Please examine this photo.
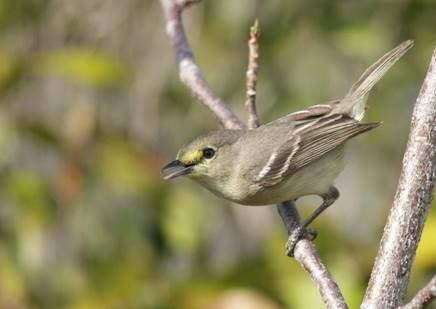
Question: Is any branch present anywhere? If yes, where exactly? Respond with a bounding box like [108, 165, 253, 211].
[243, 24, 346, 307]
[245, 20, 260, 129]
[159, 0, 245, 130]
[277, 202, 348, 309]
[400, 276, 436, 309]
[362, 47, 436, 309]
[159, 2, 347, 307]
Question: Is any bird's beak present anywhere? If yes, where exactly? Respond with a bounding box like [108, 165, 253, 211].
[161, 160, 193, 180]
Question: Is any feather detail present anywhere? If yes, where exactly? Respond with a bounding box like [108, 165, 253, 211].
[254, 134, 301, 184]
[336, 40, 413, 120]
[280, 101, 336, 122]
[254, 114, 380, 187]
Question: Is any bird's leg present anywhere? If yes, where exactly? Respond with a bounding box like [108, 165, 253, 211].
[283, 186, 339, 256]
[302, 186, 339, 229]
[277, 201, 312, 257]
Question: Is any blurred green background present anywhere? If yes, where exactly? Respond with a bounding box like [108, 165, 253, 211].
[0, 0, 435, 308]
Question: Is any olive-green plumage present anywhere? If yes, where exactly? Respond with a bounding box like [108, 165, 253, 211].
[162, 40, 413, 208]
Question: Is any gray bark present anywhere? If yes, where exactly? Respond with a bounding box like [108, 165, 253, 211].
[361, 47, 436, 309]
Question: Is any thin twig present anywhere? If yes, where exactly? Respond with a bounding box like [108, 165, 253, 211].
[277, 202, 348, 309]
[362, 47, 436, 309]
[159, 1, 347, 307]
[400, 276, 436, 309]
[159, 0, 244, 130]
[245, 19, 260, 129]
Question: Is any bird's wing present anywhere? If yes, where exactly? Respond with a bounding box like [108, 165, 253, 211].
[269, 100, 339, 125]
[253, 114, 379, 187]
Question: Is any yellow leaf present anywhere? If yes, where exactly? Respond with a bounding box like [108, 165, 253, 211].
[32, 48, 129, 87]
[415, 208, 436, 268]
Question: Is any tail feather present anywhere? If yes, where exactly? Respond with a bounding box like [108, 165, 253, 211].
[336, 40, 414, 120]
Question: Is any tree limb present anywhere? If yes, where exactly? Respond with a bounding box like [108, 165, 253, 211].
[277, 202, 348, 309]
[243, 19, 346, 307]
[159, 0, 244, 130]
[361, 47, 436, 309]
[400, 276, 436, 309]
[245, 20, 260, 129]
[159, 1, 347, 307]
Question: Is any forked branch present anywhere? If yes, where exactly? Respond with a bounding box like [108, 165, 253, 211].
[159, 1, 346, 307]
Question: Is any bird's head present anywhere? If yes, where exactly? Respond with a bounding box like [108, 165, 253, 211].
[161, 130, 242, 181]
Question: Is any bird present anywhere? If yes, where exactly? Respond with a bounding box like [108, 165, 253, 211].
[161, 40, 413, 251]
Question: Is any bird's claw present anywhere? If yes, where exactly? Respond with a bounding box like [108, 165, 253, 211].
[285, 227, 318, 257]
[306, 228, 317, 241]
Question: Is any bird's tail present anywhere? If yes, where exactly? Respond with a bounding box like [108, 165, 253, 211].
[335, 40, 414, 120]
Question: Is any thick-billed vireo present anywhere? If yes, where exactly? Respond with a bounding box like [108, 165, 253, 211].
[162, 40, 413, 246]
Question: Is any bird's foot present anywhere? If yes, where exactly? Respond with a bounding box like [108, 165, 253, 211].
[285, 227, 317, 257]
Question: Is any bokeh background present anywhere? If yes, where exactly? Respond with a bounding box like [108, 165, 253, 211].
[0, 0, 435, 308]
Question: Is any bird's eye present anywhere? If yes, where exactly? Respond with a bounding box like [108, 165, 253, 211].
[203, 148, 215, 159]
